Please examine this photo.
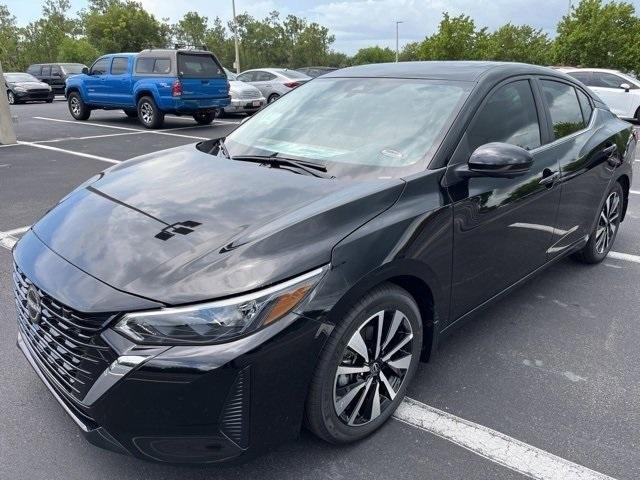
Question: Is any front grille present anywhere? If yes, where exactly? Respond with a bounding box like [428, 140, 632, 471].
[14, 265, 118, 404]
[29, 89, 50, 94]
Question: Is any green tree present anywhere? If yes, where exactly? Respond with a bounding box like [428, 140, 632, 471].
[554, 0, 640, 71]
[57, 37, 100, 65]
[418, 13, 489, 60]
[83, 0, 171, 53]
[350, 46, 395, 65]
[204, 16, 234, 66]
[486, 24, 552, 64]
[173, 11, 208, 47]
[399, 41, 420, 61]
[0, 4, 20, 70]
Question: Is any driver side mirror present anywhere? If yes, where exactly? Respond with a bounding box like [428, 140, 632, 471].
[82, 67, 89, 75]
[456, 142, 533, 179]
[620, 83, 631, 92]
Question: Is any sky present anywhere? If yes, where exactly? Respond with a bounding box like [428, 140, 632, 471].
[5, 0, 640, 54]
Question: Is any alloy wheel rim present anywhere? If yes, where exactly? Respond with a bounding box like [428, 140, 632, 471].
[70, 97, 80, 115]
[8, 91, 14, 104]
[140, 102, 153, 124]
[595, 191, 620, 254]
[333, 309, 414, 427]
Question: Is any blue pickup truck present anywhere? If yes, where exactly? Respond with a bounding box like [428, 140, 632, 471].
[65, 49, 230, 128]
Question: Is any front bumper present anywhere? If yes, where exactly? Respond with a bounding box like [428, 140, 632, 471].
[15, 90, 54, 102]
[16, 290, 328, 464]
[224, 97, 266, 113]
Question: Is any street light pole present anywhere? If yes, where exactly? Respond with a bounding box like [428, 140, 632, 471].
[232, 0, 240, 73]
[395, 21, 404, 62]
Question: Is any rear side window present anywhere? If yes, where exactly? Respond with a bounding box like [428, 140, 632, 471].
[591, 72, 635, 89]
[467, 80, 541, 151]
[541, 80, 585, 140]
[41, 65, 51, 76]
[576, 90, 593, 124]
[111, 57, 128, 75]
[255, 71, 276, 81]
[135, 57, 171, 74]
[27, 65, 41, 75]
[567, 72, 592, 85]
[177, 54, 223, 78]
[91, 58, 109, 75]
[51, 65, 60, 76]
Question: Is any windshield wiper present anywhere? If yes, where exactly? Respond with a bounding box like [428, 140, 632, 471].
[231, 154, 334, 179]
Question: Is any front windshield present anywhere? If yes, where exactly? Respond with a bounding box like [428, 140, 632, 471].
[225, 77, 471, 179]
[60, 64, 85, 74]
[4, 73, 37, 83]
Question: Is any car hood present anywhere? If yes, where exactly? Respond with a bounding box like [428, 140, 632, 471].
[32, 144, 404, 306]
[13, 81, 50, 90]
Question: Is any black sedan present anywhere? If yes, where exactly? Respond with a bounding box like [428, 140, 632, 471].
[4, 72, 54, 104]
[13, 61, 634, 464]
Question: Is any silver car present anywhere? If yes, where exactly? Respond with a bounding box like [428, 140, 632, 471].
[223, 68, 266, 115]
[236, 68, 311, 103]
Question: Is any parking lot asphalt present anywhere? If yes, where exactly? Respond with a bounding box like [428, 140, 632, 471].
[1, 98, 639, 480]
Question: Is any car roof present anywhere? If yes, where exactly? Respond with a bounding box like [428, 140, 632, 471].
[323, 61, 566, 82]
[556, 67, 623, 74]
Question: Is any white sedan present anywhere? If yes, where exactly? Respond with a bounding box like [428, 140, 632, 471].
[559, 67, 640, 121]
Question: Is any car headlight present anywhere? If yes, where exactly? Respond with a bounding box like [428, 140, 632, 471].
[114, 266, 327, 345]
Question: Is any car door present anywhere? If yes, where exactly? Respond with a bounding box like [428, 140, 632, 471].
[40, 65, 52, 87]
[106, 56, 132, 106]
[537, 78, 623, 255]
[49, 65, 65, 93]
[446, 78, 562, 320]
[84, 57, 109, 104]
[588, 72, 637, 118]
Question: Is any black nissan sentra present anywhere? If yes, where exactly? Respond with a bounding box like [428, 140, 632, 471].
[13, 62, 635, 463]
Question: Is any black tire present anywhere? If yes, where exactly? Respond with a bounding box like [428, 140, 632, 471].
[67, 91, 91, 120]
[46, 98, 54, 103]
[268, 93, 280, 103]
[193, 110, 216, 125]
[137, 95, 164, 129]
[573, 181, 624, 264]
[124, 109, 138, 118]
[7, 90, 15, 105]
[305, 283, 422, 444]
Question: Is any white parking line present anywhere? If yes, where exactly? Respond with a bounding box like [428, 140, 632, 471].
[608, 251, 640, 263]
[17, 141, 121, 164]
[631, 190, 640, 195]
[33, 117, 209, 141]
[33, 131, 145, 144]
[395, 397, 615, 480]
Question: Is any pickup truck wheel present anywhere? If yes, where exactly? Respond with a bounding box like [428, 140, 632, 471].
[123, 109, 138, 118]
[137, 96, 164, 129]
[68, 92, 91, 120]
[193, 110, 216, 125]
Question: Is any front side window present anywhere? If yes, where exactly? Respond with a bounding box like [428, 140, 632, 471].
[41, 65, 51, 76]
[467, 80, 541, 151]
[591, 72, 631, 89]
[91, 58, 109, 75]
[27, 65, 41, 75]
[51, 65, 60, 76]
[225, 77, 471, 179]
[567, 71, 592, 85]
[541, 80, 585, 140]
[237, 72, 254, 82]
[111, 57, 128, 75]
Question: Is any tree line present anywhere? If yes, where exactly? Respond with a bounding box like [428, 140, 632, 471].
[1, 0, 639, 74]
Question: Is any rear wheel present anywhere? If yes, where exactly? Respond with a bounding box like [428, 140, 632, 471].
[68, 92, 91, 120]
[7, 91, 15, 104]
[193, 110, 216, 125]
[305, 283, 422, 444]
[268, 93, 280, 103]
[124, 109, 138, 118]
[573, 182, 624, 264]
[137, 96, 164, 129]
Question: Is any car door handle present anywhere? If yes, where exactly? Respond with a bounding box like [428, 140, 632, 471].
[539, 169, 560, 186]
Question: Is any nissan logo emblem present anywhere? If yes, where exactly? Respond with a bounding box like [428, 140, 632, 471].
[26, 287, 42, 324]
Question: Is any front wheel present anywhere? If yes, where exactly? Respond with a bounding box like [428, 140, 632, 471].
[7, 91, 16, 105]
[137, 96, 164, 129]
[67, 92, 91, 120]
[305, 283, 422, 444]
[193, 110, 216, 125]
[573, 182, 624, 264]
